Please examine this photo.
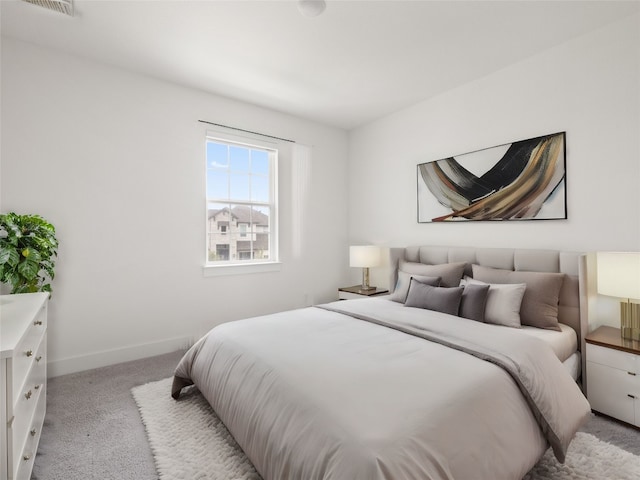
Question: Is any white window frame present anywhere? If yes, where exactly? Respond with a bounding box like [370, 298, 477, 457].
[203, 129, 280, 276]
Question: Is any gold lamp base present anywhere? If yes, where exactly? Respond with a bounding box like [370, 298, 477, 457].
[360, 267, 376, 291]
[620, 301, 640, 341]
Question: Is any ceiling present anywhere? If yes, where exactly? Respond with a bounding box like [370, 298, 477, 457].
[2, 0, 639, 130]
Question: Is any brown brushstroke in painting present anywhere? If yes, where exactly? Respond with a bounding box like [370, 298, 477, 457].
[420, 162, 473, 212]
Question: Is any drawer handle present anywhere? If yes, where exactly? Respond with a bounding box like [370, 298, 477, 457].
[23, 454, 30, 462]
[628, 372, 637, 376]
[30, 428, 37, 436]
[25, 350, 33, 357]
[628, 394, 637, 399]
[36, 356, 42, 363]
[24, 390, 32, 400]
[34, 320, 43, 326]
[34, 384, 40, 390]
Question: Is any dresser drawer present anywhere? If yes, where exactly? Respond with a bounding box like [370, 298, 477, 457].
[10, 386, 46, 476]
[13, 390, 46, 480]
[9, 335, 46, 472]
[11, 305, 47, 402]
[586, 343, 637, 373]
[13, 445, 36, 480]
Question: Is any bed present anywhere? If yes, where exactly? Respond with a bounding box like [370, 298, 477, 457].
[172, 246, 591, 480]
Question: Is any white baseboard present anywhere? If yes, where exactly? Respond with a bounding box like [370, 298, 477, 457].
[47, 336, 194, 378]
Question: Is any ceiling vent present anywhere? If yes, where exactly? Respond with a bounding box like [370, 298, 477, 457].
[22, 0, 74, 16]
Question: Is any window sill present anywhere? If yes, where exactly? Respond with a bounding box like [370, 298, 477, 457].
[202, 261, 282, 277]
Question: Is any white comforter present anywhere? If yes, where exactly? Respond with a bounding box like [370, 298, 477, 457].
[173, 298, 590, 480]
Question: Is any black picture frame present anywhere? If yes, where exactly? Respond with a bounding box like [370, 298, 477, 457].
[417, 132, 567, 223]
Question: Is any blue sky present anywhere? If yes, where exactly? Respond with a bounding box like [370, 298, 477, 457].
[206, 141, 270, 203]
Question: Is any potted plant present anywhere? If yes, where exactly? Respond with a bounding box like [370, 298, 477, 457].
[0, 213, 59, 294]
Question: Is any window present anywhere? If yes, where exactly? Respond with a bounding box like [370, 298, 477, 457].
[216, 244, 229, 261]
[206, 133, 278, 267]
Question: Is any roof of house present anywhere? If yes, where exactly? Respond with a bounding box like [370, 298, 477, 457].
[208, 206, 269, 226]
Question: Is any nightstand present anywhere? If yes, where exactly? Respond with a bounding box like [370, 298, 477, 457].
[585, 326, 640, 428]
[338, 285, 389, 300]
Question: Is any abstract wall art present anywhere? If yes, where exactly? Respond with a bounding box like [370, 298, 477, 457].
[417, 132, 566, 222]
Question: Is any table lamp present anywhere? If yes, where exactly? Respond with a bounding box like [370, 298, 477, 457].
[596, 252, 640, 340]
[350, 245, 381, 291]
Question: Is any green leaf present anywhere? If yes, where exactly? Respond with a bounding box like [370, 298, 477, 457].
[17, 259, 39, 280]
[26, 249, 42, 264]
[5, 271, 19, 286]
[0, 246, 20, 267]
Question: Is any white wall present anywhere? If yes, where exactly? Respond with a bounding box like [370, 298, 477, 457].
[3, 12, 638, 374]
[349, 13, 639, 254]
[1, 38, 350, 376]
[348, 13, 640, 326]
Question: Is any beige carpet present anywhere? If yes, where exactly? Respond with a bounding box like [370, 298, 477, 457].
[133, 377, 640, 480]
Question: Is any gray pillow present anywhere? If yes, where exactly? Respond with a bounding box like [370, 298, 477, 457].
[398, 260, 467, 287]
[391, 272, 441, 303]
[404, 280, 464, 316]
[472, 264, 564, 331]
[459, 283, 490, 322]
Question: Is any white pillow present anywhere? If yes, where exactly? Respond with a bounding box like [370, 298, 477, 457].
[464, 277, 526, 328]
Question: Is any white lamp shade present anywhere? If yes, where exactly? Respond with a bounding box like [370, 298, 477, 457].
[350, 246, 381, 268]
[597, 252, 640, 300]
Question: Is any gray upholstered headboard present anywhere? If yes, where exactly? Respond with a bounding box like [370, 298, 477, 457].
[388, 246, 588, 359]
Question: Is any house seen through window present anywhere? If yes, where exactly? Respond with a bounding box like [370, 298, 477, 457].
[206, 134, 277, 265]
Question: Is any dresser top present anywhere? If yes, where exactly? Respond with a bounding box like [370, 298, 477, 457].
[0, 292, 49, 357]
[585, 325, 640, 355]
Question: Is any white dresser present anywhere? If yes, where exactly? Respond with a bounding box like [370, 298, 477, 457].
[1, 293, 49, 480]
[586, 325, 640, 427]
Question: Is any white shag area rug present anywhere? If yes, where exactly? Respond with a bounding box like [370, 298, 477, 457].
[132, 377, 640, 480]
